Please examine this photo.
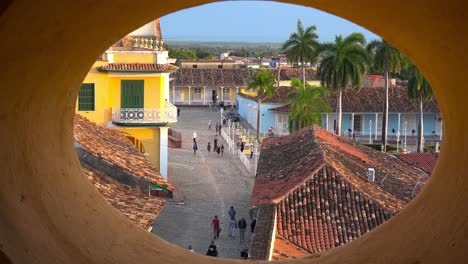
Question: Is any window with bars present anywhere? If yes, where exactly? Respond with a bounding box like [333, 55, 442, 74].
[193, 88, 202, 101]
[223, 88, 230, 100]
[78, 83, 95, 111]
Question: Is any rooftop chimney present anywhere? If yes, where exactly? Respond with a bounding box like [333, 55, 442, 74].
[367, 168, 375, 182]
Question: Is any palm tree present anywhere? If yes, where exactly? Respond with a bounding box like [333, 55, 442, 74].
[287, 78, 331, 131]
[282, 19, 320, 85]
[247, 70, 276, 142]
[407, 63, 433, 152]
[318, 33, 370, 136]
[367, 39, 405, 151]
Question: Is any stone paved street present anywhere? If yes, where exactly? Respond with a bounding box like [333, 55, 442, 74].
[152, 107, 255, 259]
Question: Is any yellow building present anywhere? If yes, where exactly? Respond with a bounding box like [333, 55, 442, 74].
[76, 20, 177, 179]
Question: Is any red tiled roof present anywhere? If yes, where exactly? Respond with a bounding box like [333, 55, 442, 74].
[84, 167, 165, 230]
[326, 86, 439, 113]
[250, 125, 430, 258]
[241, 86, 294, 103]
[98, 63, 178, 72]
[266, 86, 440, 113]
[396, 152, 439, 173]
[252, 126, 428, 210]
[74, 114, 173, 191]
[275, 166, 393, 254]
[272, 235, 310, 260]
[169, 68, 318, 87]
[250, 126, 326, 206]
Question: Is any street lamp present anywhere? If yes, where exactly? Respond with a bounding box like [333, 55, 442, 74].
[396, 131, 400, 152]
[227, 119, 231, 149]
[220, 107, 224, 128]
[403, 121, 408, 152]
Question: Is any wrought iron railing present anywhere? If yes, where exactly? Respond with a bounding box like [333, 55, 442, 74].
[112, 103, 177, 125]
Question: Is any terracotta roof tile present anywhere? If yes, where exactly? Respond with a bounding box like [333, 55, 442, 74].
[169, 68, 317, 87]
[396, 152, 439, 173]
[74, 114, 173, 191]
[98, 63, 178, 72]
[84, 167, 165, 230]
[250, 125, 430, 258]
[272, 234, 309, 260]
[267, 86, 439, 113]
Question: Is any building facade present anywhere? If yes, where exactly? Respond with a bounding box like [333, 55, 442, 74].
[75, 20, 177, 178]
[237, 85, 441, 145]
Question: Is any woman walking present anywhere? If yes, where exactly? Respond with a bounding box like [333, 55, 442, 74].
[193, 142, 198, 155]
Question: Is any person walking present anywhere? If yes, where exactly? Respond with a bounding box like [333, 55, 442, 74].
[193, 142, 198, 156]
[193, 131, 197, 143]
[250, 218, 256, 234]
[207, 142, 212, 152]
[220, 143, 225, 156]
[218, 123, 222, 135]
[240, 142, 245, 153]
[214, 135, 218, 152]
[238, 217, 247, 242]
[211, 215, 220, 240]
[228, 206, 236, 220]
[177, 108, 180, 117]
[215, 122, 219, 133]
[250, 143, 254, 159]
[206, 241, 218, 257]
[216, 145, 221, 157]
[208, 120, 212, 130]
[228, 218, 237, 239]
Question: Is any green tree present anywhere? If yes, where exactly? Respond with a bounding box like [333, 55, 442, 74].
[318, 33, 370, 136]
[169, 47, 196, 60]
[282, 19, 320, 85]
[367, 39, 406, 151]
[287, 78, 331, 131]
[407, 63, 433, 152]
[247, 70, 276, 142]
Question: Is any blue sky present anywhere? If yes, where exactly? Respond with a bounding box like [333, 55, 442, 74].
[161, 1, 379, 43]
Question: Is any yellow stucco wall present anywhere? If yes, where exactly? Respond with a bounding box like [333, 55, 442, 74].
[112, 52, 156, 63]
[1, 1, 467, 264]
[119, 127, 161, 168]
[76, 61, 111, 124]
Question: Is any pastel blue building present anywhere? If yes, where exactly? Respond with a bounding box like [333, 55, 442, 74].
[238, 86, 442, 143]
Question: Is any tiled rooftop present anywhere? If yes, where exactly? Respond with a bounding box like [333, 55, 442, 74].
[396, 152, 439, 174]
[74, 114, 172, 191]
[269, 86, 440, 113]
[250, 125, 429, 259]
[98, 63, 178, 73]
[272, 235, 309, 260]
[84, 167, 165, 230]
[241, 86, 294, 103]
[169, 68, 317, 87]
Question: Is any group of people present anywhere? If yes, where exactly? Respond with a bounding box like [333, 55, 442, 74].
[208, 135, 225, 157]
[192, 125, 225, 157]
[207, 206, 257, 258]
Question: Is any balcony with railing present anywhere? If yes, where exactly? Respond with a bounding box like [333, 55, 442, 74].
[111, 102, 177, 126]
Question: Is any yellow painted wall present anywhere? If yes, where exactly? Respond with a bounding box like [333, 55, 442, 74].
[76, 61, 111, 125]
[112, 53, 156, 63]
[119, 128, 161, 169]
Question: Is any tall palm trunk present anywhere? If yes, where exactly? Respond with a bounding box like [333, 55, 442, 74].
[301, 57, 306, 85]
[256, 98, 261, 143]
[277, 66, 281, 88]
[382, 61, 389, 151]
[336, 89, 342, 136]
[417, 93, 424, 152]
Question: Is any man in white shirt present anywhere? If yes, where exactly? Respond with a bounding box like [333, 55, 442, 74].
[193, 131, 197, 143]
